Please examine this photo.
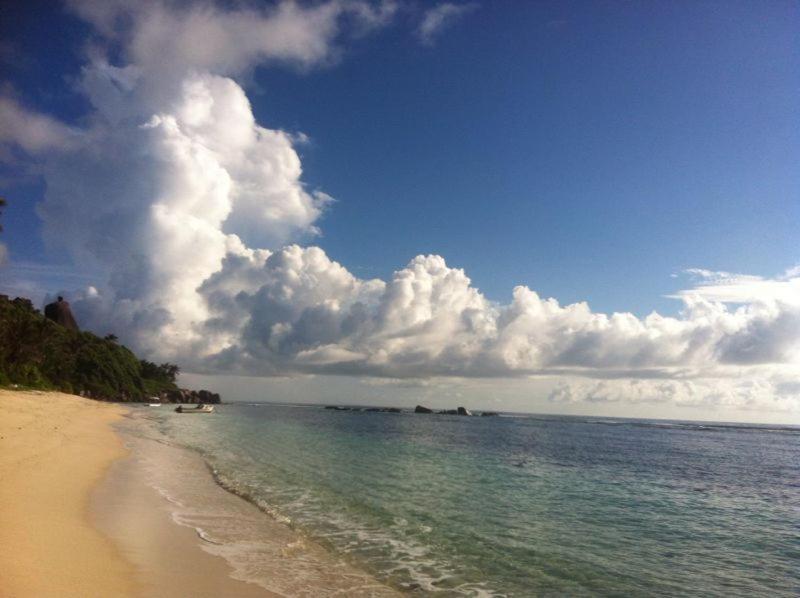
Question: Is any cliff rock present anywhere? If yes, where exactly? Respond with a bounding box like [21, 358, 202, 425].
[44, 297, 79, 331]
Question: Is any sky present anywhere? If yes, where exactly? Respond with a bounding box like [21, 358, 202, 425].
[0, 0, 798, 423]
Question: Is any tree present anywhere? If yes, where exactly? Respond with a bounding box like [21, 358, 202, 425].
[160, 362, 180, 382]
[139, 360, 180, 383]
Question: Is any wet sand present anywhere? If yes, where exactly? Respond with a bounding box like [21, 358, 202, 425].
[91, 448, 275, 597]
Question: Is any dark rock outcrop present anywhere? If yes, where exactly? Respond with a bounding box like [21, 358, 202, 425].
[436, 406, 473, 415]
[414, 405, 434, 414]
[44, 296, 79, 331]
[325, 405, 402, 413]
[480, 411, 499, 417]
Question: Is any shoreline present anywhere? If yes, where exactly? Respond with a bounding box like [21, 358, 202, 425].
[0, 391, 275, 597]
[0, 390, 395, 597]
[110, 407, 400, 596]
[90, 441, 275, 597]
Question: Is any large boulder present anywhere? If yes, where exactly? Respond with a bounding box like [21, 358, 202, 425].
[414, 404, 434, 414]
[44, 296, 79, 331]
[457, 406, 472, 416]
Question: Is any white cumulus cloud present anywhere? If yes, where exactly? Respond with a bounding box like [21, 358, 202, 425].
[185, 250, 800, 382]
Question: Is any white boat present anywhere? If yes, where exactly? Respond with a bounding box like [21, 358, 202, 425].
[175, 404, 215, 414]
[148, 403, 162, 407]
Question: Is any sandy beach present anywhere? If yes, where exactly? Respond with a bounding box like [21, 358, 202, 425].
[0, 390, 273, 598]
[0, 390, 135, 597]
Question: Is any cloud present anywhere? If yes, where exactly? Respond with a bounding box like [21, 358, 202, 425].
[0, 95, 77, 154]
[68, 0, 397, 77]
[27, 0, 394, 355]
[181, 249, 800, 383]
[548, 369, 800, 414]
[416, 2, 477, 45]
[673, 267, 800, 305]
[0, 260, 101, 307]
[2, 0, 799, 414]
[37, 68, 333, 356]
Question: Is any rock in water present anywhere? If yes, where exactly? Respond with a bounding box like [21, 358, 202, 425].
[44, 296, 79, 331]
[414, 405, 434, 414]
[457, 406, 472, 416]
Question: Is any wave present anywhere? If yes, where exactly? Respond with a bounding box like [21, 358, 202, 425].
[208, 462, 504, 596]
[127, 409, 501, 596]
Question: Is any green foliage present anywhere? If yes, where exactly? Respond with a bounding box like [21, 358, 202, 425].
[0, 296, 178, 401]
[139, 360, 180, 395]
[139, 360, 179, 383]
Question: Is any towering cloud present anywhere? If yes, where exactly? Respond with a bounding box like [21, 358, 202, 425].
[32, 0, 390, 355]
[1, 0, 798, 412]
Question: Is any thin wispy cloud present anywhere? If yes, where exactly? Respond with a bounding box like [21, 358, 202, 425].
[0, 94, 78, 154]
[416, 2, 478, 45]
[672, 268, 800, 304]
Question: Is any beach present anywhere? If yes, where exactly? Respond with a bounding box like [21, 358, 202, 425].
[0, 390, 274, 598]
[0, 391, 396, 597]
[2, 391, 797, 596]
[0, 390, 135, 597]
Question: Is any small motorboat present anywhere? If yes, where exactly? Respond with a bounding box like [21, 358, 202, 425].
[175, 404, 215, 414]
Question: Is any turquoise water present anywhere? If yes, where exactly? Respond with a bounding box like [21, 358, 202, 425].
[150, 404, 800, 596]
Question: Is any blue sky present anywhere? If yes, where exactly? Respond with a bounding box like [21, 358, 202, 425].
[0, 1, 798, 421]
[3, 1, 798, 313]
[261, 1, 800, 315]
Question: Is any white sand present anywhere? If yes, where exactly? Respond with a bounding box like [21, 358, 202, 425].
[0, 390, 136, 597]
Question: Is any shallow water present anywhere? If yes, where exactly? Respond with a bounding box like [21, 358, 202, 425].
[135, 404, 800, 596]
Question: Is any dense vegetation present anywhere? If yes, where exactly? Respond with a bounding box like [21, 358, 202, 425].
[0, 295, 179, 401]
[139, 359, 181, 396]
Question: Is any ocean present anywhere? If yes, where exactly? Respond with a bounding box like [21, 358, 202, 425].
[123, 403, 800, 596]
